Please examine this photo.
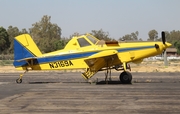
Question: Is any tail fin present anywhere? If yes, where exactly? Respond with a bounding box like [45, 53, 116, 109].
[14, 34, 42, 61]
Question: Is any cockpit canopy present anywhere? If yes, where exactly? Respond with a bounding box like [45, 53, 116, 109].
[64, 34, 99, 49]
[77, 35, 99, 47]
[64, 33, 119, 50]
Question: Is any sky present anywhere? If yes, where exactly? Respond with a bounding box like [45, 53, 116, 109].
[0, 0, 180, 40]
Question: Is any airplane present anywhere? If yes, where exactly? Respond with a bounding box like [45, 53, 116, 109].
[13, 31, 171, 84]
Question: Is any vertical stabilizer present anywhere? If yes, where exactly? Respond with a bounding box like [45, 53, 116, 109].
[14, 34, 42, 61]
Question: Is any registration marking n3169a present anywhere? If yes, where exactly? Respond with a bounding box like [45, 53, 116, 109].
[49, 60, 73, 69]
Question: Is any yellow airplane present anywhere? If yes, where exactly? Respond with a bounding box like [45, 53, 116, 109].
[13, 31, 171, 84]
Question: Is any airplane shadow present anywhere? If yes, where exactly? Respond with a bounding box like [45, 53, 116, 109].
[96, 81, 132, 85]
[29, 82, 60, 84]
[28, 81, 132, 85]
[28, 81, 89, 84]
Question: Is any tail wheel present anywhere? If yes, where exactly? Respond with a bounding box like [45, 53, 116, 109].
[120, 71, 132, 84]
[16, 79, 22, 84]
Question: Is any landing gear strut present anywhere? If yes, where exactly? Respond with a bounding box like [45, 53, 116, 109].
[103, 61, 132, 84]
[104, 57, 114, 83]
[104, 65, 111, 84]
[16, 70, 28, 84]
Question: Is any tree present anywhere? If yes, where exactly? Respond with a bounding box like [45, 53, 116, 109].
[20, 28, 28, 34]
[29, 15, 62, 53]
[91, 29, 113, 41]
[131, 31, 139, 41]
[174, 41, 180, 54]
[168, 30, 180, 54]
[6, 26, 28, 53]
[54, 37, 69, 50]
[119, 31, 140, 41]
[119, 34, 133, 41]
[7, 26, 24, 53]
[170, 30, 180, 42]
[30, 15, 61, 39]
[148, 29, 158, 41]
[0, 27, 9, 54]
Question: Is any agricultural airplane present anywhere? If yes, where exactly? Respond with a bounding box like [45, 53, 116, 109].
[13, 31, 171, 84]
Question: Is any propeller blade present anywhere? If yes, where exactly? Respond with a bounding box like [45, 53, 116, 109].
[162, 31, 166, 44]
[161, 31, 168, 66]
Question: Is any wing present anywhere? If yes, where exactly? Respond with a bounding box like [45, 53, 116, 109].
[82, 50, 120, 79]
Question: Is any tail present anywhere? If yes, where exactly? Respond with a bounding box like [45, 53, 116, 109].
[13, 34, 42, 67]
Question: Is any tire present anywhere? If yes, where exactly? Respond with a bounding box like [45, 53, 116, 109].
[119, 71, 132, 84]
[16, 79, 22, 84]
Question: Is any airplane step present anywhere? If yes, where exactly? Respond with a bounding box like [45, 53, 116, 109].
[82, 68, 97, 80]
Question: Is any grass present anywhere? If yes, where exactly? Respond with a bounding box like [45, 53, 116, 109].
[0, 60, 13, 66]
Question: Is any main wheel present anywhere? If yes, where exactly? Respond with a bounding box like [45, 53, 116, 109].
[16, 79, 22, 84]
[119, 71, 132, 84]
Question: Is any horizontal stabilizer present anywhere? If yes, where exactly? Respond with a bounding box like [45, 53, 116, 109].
[15, 57, 38, 62]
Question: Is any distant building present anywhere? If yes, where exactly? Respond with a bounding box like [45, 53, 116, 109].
[166, 48, 178, 56]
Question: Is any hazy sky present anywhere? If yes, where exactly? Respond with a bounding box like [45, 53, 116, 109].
[0, 0, 179, 40]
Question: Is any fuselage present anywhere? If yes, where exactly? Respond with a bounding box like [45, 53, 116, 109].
[14, 33, 171, 71]
[22, 42, 171, 70]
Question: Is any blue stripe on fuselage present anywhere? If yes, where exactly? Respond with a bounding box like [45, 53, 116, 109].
[13, 51, 97, 67]
[14, 45, 154, 67]
[117, 46, 154, 52]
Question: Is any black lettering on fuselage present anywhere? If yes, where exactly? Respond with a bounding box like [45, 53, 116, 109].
[49, 63, 54, 68]
[69, 60, 73, 66]
[49, 60, 73, 69]
[64, 61, 69, 66]
[54, 62, 58, 68]
[60, 61, 65, 67]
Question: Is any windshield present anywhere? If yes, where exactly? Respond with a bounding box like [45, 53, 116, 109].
[86, 35, 98, 44]
[77, 37, 91, 47]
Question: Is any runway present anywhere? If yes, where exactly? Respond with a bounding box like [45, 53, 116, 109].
[0, 72, 180, 114]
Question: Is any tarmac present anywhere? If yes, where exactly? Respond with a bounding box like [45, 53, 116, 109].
[0, 71, 180, 114]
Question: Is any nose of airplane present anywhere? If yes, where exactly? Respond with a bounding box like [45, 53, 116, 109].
[165, 42, 172, 48]
[162, 42, 172, 49]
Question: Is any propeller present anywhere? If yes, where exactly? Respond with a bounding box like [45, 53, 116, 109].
[155, 31, 166, 49]
[161, 31, 166, 44]
[161, 31, 168, 66]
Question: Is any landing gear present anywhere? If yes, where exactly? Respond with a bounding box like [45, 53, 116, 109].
[104, 65, 112, 84]
[115, 62, 132, 84]
[16, 78, 22, 83]
[16, 70, 28, 84]
[103, 61, 132, 84]
[119, 71, 132, 84]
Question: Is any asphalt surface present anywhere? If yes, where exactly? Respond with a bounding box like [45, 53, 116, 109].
[0, 71, 180, 114]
